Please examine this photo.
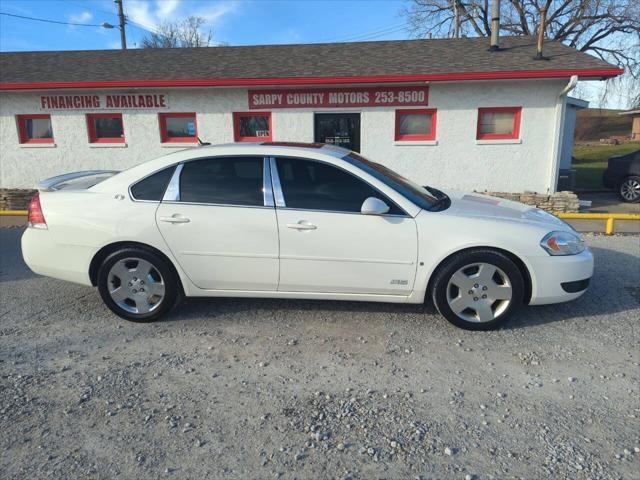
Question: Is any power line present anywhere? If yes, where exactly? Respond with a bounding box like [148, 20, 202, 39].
[315, 21, 410, 43]
[347, 25, 410, 42]
[2, 5, 409, 48]
[60, 0, 119, 19]
[0, 11, 106, 27]
[59, 0, 410, 45]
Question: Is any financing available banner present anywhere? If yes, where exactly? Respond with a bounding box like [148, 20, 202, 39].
[39, 93, 169, 110]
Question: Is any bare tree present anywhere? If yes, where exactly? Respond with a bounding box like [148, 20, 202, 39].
[403, 1, 640, 79]
[142, 16, 213, 48]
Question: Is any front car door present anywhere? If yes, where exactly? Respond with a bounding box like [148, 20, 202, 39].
[272, 156, 418, 295]
[156, 156, 279, 291]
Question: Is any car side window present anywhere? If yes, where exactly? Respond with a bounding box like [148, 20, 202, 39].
[130, 165, 176, 201]
[275, 157, 403, 214]
[179, 156, 264, 206]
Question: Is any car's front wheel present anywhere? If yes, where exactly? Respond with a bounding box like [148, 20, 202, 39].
[619, 176, 640, 203]
[97, 247, 181, 322]
[431, 249, 524, 330]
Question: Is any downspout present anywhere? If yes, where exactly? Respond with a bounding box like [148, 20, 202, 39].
[559, 75, 579, 97]
[548, 75, 578, 193]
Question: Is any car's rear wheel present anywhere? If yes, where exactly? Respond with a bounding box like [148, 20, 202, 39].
[97, 247, 180, 322]
[431, 249, 524, 330]
[619, 176, 640, 203]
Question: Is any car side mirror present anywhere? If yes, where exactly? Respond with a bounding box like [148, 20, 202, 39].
[361, 197, 390, 215]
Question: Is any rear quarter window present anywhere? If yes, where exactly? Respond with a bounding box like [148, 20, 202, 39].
[130, 166, 176, 201]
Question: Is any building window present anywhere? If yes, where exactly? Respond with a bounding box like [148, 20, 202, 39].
[233, 112, 272, 142]
[87, 113, 125, 143]
[476, 107, 522, 140]
[395, 109, 437, 141]
[159, 113, 198, 143]
[17, 114, 54, 144]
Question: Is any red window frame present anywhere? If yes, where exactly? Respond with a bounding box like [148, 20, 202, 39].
[476, 107, 522, 140]
[233, 112, 272, 142]
[17, 114, 54, 144]
[86, 113, 125, 143]
[394, 108, 437, 141]
[158, 112, 198, 143]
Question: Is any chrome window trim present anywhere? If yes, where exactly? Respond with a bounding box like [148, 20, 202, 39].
[162, 163, 184, 202]
[269, 157, 286, 207]
[275, 206, 410, 218]
[270, 155, 410, 217]
[263, 157, 275, 207]
[161, 200, 274, 210]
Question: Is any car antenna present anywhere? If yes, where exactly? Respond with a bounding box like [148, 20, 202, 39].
[197, 137, 211, 146]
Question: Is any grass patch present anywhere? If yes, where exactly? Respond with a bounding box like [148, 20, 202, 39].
[574, 108, 632, 141]
[572, 142, 640, 190]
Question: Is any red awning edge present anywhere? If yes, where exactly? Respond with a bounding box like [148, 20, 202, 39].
[0, 68, 624, 91]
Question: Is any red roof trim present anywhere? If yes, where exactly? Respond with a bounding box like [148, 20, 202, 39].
[0, 68, 623, 91]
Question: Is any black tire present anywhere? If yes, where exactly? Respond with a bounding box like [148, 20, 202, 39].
[97, 247, 181, 322]
[431, 249, 524, 331]
[618, 175, 640, 203]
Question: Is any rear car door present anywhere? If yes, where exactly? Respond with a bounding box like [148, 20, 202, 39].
[272, 156, 418, 295]
[155, 156, 279, 291]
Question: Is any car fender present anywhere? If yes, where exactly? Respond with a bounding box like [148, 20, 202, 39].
[412, 211, 545, 303]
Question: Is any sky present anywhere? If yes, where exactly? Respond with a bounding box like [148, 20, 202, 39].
[0, 0, 410, 50]
[0, 0, 626, 108]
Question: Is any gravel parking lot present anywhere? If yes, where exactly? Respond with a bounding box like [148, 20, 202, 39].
[1, 228, 639, 480]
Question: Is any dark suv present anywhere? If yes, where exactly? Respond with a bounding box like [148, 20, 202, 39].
[602, 149, 640, 203]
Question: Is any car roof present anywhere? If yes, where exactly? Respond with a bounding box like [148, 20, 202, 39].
[189, 141, 352, 159]
[89, 140, 423, 217]
[91, 142, 354, 193]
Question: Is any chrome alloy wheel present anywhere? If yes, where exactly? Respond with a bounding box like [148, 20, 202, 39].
[446, 262, 513, 323]
[620, 178, 640, 202]
[107, 258, 165, 314]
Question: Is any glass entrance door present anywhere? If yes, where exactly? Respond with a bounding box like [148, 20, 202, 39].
[314, 113, 361, 152]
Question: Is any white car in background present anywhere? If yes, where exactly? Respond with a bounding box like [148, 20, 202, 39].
[22, 143, 593, 330]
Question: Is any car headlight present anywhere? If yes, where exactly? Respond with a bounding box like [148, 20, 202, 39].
[540, 231, 585, 256]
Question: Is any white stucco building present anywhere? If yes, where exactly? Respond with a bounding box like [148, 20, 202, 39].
[0, 36, 621, 194]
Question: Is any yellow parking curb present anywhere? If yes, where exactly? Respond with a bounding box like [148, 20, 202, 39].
[558, 212, 640, 235]
[0, 210, 28, 216]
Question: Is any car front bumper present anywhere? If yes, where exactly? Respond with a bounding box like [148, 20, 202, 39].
[527, 248, 594, 305]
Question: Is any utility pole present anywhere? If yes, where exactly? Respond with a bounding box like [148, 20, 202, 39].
[114, 0, 127, 49]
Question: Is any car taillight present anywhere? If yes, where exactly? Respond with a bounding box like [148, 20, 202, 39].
[27, 193, 47, 229]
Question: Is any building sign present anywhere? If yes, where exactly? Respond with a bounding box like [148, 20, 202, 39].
[248, 86, 429, 109]
[39, 93, 169, 110]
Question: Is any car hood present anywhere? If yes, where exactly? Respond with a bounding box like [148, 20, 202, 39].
[440, 190, 571, 230]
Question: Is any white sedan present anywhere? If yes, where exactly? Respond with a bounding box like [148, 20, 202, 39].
[22, 143, 593, 330]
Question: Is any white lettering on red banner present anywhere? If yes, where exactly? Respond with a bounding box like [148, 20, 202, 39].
[248, 86, 429, 109]
[39, 93, 168, 110]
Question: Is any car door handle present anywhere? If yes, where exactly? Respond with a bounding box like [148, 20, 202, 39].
[286, 221, 317, 230]
[159, 215, 190, 224]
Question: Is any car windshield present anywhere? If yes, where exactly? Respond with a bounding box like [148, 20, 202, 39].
[343, 152, 439, 209]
